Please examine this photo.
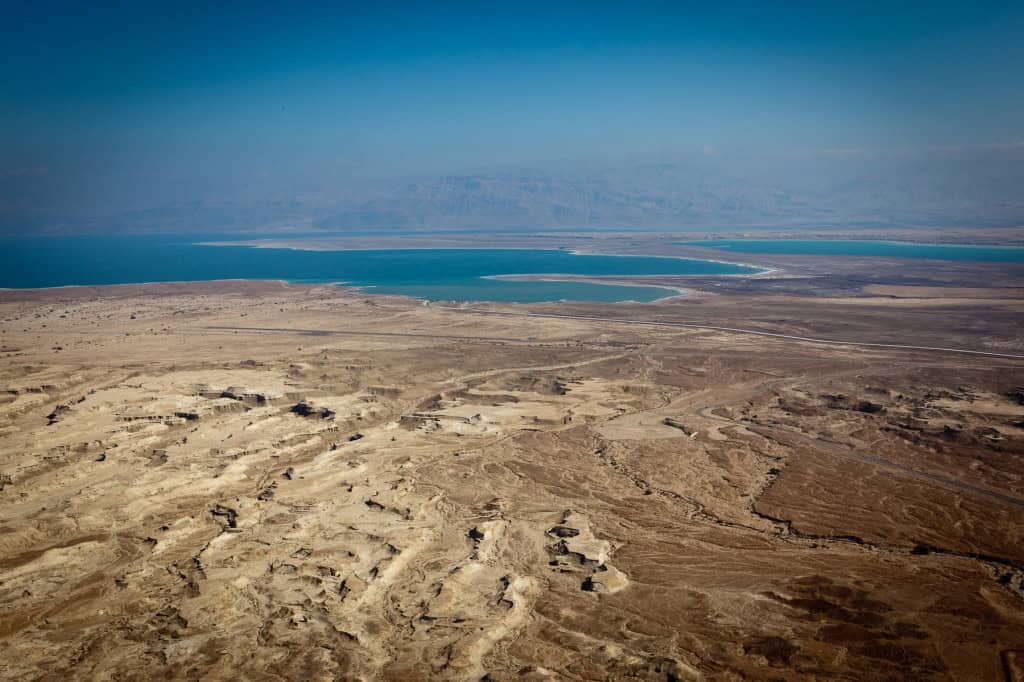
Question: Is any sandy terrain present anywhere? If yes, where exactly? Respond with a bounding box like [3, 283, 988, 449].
[1, 279, 1023, 680]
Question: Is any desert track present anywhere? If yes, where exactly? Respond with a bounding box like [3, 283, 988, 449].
[435, 307, 1024, 360]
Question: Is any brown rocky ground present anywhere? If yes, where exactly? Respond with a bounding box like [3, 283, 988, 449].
[1, 277, 1023, 681]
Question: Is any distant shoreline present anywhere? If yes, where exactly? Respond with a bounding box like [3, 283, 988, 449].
[0, 238, 766, 303]
[197, 240, 775, 275]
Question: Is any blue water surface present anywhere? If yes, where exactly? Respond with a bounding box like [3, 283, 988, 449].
[681, 239, 1024, 262]
[0, 234, 759, 303]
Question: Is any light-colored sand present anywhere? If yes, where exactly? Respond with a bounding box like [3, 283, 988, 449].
[1, 283, 1023, 680]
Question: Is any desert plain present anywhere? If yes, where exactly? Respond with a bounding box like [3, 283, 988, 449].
[1, 244, 1024, 681]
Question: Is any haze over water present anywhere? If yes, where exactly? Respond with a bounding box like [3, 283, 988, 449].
[4, 3, 1023, 234]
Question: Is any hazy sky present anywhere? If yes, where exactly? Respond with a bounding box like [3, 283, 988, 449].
[2, 1, 1023, 224]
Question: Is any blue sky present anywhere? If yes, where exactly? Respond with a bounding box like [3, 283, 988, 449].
[2, 1, 1023, 226]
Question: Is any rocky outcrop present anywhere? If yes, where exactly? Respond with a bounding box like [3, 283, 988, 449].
[46, 404, 72, 425]
[546, 510, 629, 594]
[290, 401, 335, 419]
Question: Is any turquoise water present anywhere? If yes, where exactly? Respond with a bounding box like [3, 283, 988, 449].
[681, 239, 1024, 262]
[0, 235, 759, 303]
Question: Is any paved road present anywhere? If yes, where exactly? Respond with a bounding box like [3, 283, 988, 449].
[433, 307, 1024, 361]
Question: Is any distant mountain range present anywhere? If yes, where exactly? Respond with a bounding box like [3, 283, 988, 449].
[6, 153, 1023, 234]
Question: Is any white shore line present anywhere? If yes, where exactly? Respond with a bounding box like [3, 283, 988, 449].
[197, 239, 773, 273]
[561, 247, 777, 276]
[0, 276, 680, 303]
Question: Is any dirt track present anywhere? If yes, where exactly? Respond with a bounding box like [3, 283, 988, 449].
[435, 306, 1024, 360]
